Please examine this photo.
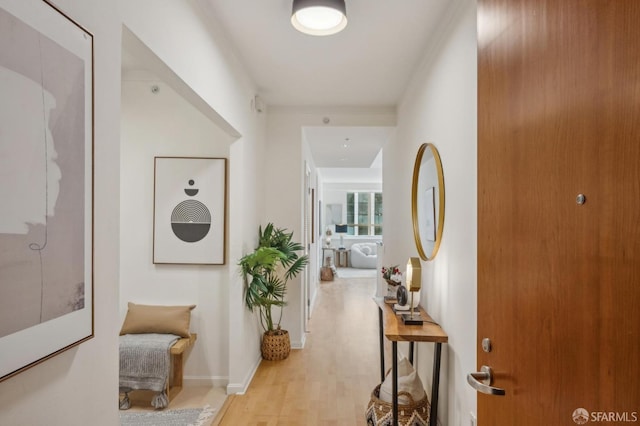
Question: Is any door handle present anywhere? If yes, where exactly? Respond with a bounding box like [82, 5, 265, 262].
[467, 365, 506, 396]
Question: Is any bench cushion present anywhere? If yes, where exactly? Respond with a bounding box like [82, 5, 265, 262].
[120, 303, 195, 338]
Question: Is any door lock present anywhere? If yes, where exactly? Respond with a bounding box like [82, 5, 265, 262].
[482, 338, 492, 353]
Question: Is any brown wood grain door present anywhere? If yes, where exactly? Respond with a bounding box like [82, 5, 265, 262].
[477, 0, 640, 424]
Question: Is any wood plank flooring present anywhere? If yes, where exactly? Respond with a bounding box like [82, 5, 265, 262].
[216, 276, 382, 425]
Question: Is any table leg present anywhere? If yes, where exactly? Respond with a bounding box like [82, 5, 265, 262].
[429, 342, 442, 426]
[409, 342, 414, 365]
[392, 342, 398, 425]
[378, 307, 385, 383]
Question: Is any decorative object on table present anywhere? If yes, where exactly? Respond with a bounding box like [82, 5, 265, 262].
[411, 143, 445, 261]
[393, 283, 420, 313]
[335, 224, 348, 248]
[153, 157, 227, 265]
[381, 265, 402, 286]
[0, 0, 94, 383]
[401, 257, 424, 325]
[239, 223, 308, 360]
[381, 264, 402, 300]
[324, 227, 333, 247]
[366, 358, 430, 426]
[395, 286, 408, 309]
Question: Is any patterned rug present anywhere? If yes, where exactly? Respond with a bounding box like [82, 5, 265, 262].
[120, 405, 215, 426]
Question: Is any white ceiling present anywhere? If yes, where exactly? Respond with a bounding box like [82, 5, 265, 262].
[305, 126, 392, 168]
[305, 125, 392, 183]
[199, 1, 451, 179]
[123, 1, 452, 180]
[203, 0, 451, 107]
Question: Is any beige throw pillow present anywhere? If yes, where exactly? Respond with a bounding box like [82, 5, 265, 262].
[119, 302, 196, 338]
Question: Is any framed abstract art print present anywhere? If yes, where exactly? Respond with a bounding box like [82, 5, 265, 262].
[153, 157, 227, 265]
[0, 0, 94, 382]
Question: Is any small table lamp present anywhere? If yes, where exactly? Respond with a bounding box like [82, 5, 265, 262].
[335, 224, 348, 248]
[402, 257, 424, 325]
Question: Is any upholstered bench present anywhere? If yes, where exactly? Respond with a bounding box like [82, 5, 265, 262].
[167, 333, 197, 399]
[118, 303, 196, 409]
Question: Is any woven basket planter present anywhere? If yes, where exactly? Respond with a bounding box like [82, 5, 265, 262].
[261, 330, 291, 361]
[365, 384, 430, 426]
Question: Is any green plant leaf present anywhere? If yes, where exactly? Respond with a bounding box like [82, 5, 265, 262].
[285, 255, 309, 281]
[237, 222, 307, 332]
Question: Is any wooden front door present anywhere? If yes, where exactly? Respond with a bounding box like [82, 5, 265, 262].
[477, 1, 640, 424]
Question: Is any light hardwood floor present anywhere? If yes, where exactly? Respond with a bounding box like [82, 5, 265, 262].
[119, 276, 382, 424]
[215, 276, 382, 425]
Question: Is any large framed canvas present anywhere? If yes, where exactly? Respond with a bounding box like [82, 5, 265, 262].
[0, 0, 94, 382]
[153, 157, 227, 265]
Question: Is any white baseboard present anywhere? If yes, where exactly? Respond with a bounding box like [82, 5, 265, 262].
[291, 332, 305, 349]
[183, 375, 228, 388]
[309, 289, 319, 316]
[226, 353, 262, 395]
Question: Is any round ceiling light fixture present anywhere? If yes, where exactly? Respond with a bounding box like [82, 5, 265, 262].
[291, 0, 347, 36]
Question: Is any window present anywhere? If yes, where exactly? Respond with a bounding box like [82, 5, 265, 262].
[346, 192, 382, 235]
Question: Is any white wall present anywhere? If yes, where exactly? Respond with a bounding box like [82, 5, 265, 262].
[120, 79, 232, 385]
[119, 0, 252, 134]
[384, 1, 478, 425]
[0, 1, 265, 423]
[119, 0, 266, 394]
[0, 0, 121, 425]
[266, 106, 396, 347]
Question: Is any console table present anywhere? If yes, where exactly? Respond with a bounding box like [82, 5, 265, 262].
[321, 247, 336, 266]
[374, 298, 448, 426]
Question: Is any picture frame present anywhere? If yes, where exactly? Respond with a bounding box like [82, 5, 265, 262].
[153, 157, 227, 265]
[0, 0, 94, 382]
[311, 188, 315, 244]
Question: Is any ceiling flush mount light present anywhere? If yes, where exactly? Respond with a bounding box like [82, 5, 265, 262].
[291, 0, 347, 36]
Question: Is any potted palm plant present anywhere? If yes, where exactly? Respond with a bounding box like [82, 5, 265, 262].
[239, 223, 308, 360]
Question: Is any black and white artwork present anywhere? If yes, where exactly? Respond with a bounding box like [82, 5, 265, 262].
[153, 157, 226, 264]
[0, 0, 93, 382]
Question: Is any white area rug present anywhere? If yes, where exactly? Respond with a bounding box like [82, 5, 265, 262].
[336, 267, 376, 279]
[120, 405, 215, 426]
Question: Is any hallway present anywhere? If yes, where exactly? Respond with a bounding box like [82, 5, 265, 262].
[216, 276, 380, 425]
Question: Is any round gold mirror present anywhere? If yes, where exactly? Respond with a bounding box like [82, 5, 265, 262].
[411, 143, 445, 261]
